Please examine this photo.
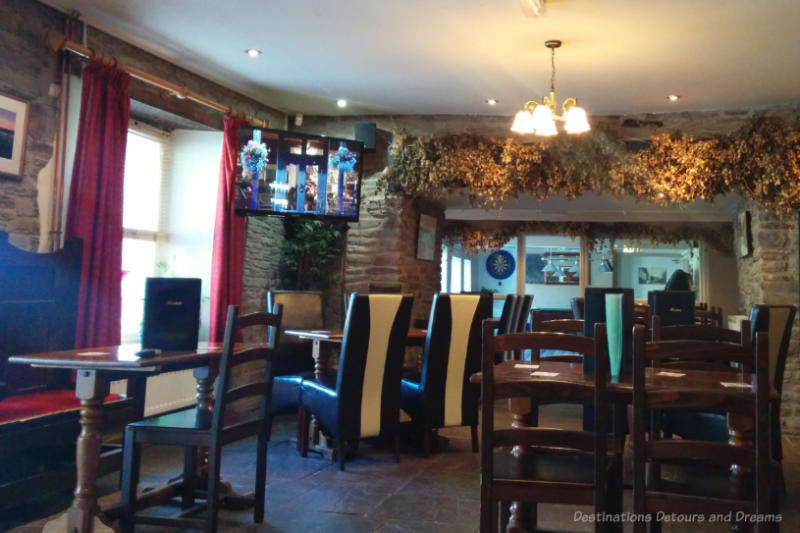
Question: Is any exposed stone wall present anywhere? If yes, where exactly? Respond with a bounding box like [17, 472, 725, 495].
[0, 0, 63, 251]
[737, 206, 800, 434]
[242, 218, 284, 315]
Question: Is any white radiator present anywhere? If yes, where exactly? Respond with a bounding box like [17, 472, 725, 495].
[110, 369, 197, 417]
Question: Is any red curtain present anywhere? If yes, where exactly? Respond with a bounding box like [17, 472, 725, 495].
[65, 62, 130, 348]
[209, 117, 245, 342]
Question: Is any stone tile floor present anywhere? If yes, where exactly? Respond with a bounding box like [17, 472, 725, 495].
[8, 404, 800, 532]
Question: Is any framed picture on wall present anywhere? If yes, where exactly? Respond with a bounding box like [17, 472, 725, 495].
[736, 210, 752, 258]
[637, 266, 667, 285]
[416, 213, 436, 260]
[0, 92, 29, 180]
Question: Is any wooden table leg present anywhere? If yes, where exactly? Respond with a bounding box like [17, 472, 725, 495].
[43, 369, 116, 533]
[506, 397, 535, 533]
[305, 339, 336, 459]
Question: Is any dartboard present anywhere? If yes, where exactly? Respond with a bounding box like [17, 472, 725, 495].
[486, 250, 515, 280]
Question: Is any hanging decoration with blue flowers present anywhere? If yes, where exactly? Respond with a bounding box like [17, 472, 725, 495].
[241, 140, 270, 176]
[330, 141, 358, 172]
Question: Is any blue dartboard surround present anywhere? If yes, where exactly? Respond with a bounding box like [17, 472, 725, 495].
[486, 250, 516, 280]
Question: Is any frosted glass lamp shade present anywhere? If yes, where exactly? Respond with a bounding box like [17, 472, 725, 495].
[531, 105, 557, 136]
[564, 106, 591, 134]
[511, 110, 535, 133]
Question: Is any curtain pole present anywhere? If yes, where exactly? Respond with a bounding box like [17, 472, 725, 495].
[46, 30, 271, 129]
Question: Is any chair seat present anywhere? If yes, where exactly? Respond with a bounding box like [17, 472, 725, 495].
[300, 376, 340, 438]
[494, 447, 620, 485]
[660, 411, 728, 442]
[399, 379, 424, 422]
[271, 373, 311, 414]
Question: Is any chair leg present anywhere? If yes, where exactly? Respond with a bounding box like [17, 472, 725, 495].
[423, 428, 431, 458]
[298, 407, 309, 458]
[337, 438, 346, 471]
[295, 407, 304, 452]
[470, 424, 479, 453]
[254, 430, 268, 523]
[182, 445, 198, 509]
[393, 432, 400, 464]
[480, 497, 496, 533]
[206, 444, 222, 533]
[120, 427, 140, 533]
[499, 500, 509, 533]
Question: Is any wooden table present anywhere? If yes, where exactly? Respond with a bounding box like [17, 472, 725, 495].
[8, 342, 253, 533]
[470, 359, 766, 533]
[284, 328, 427, 379]
[283, 328, 427, 458]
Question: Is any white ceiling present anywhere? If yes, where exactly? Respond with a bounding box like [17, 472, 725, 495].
[43, 0, 800, 116]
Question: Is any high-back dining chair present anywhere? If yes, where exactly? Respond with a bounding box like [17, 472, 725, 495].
[267, 290, 323, 414]
[298, 293, 413, 470]
[120, 304, 281, 533]
[749, 304, 797, 492]
[632, 325, 772, 532]
[480, 320, 622, 533]
[495, 294, 533, 361]
[648, 290, 695, 326]
[570, 296, 584, 319]
[400, 292, 492, 456]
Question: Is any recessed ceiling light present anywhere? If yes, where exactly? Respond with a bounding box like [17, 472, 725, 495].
[246, 48, 262, 57]
[667, 94, 681, 102]
[336, 99, 347, 108]
[486, 98, 498, 106]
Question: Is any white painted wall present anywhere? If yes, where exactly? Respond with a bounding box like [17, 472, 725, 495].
[158, 129, 223, 341]
[615, 252, 686, 299]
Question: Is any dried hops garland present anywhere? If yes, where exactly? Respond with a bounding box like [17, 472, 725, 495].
[382, 115, 800, 215]
[444, 220, 733, 255]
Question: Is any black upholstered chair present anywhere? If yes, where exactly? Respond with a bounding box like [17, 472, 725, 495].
[648, 290, 695, 326]
[495, 294, 533, 361]
[298, 293, 414, 470]
[570, 296, 584, 319]
[267, 290, 323, 415]
[400, 292, 493, 455]
[120, 304, 281, 532]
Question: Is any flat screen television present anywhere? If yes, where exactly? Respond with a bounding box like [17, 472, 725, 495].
[235, 127, 364, 221]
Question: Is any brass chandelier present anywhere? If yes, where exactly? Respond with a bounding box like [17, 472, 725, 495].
[511, 40, 590, 136]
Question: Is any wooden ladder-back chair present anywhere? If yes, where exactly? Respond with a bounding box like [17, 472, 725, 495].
[529, 309, 584, 363]
[749, 304, 797, 493]
[695, 306, 723, 328]
[632, 325, 773, 532]
[480, 320, 622, 533]
[649, 314, 751, 442]
[120, 304, 282, 532]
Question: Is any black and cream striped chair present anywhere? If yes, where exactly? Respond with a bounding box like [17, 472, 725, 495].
[399, 292, 493, 455]
[298, 293, 413, 470]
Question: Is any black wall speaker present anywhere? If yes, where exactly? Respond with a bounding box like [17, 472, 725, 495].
[354, 122, 376, 152]
[648, 290, 695, 326]
[142, 278, 201, 351]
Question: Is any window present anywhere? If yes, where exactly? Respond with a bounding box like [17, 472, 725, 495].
[121, 126, 170, 342]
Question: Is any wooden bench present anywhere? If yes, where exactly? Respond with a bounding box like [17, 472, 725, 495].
[0, 232, 142, 518]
